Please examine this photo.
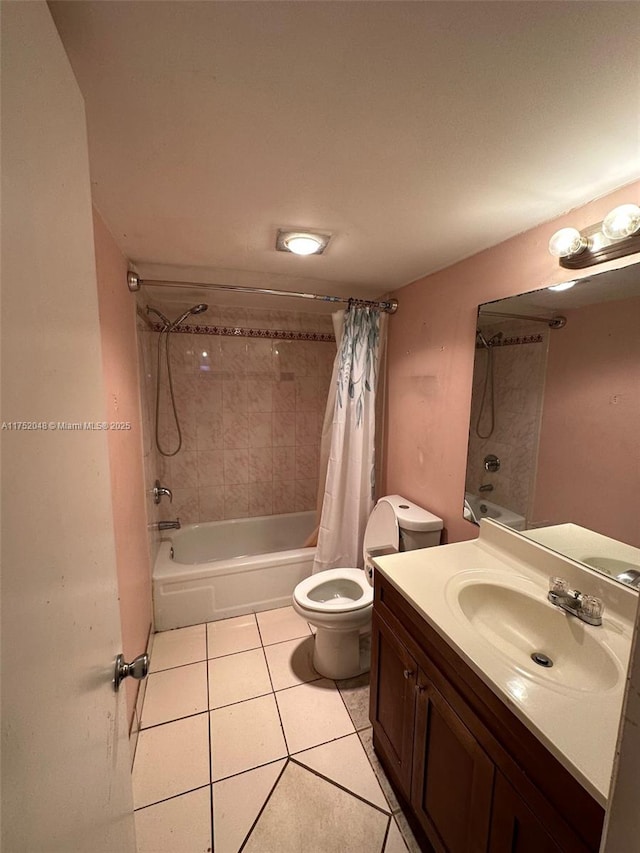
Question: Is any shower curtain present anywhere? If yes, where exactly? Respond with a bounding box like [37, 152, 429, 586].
[313, 304, 386, 573]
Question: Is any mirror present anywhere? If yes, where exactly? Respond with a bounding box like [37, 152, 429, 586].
[464, 262, 640, 587]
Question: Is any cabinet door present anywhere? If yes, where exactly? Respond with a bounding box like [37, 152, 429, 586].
[412, 681, 494, 853]
[370, 611, 418, 797]
[489, 772, 581, 853]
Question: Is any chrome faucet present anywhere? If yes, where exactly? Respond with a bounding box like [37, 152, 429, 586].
[615, 568, 640, 589]
[547, 577, 603, 626]
[156, 519, 181, 531]
[153, 480, 173, 505]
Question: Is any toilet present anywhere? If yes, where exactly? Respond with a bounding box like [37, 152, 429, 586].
[293, 495, 443, 679]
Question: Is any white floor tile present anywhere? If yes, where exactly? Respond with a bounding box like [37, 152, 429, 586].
[208, 648, 272, 709]
[212, 760, 286, 853]
[263, 636, 319, 691]
[256, 606, 312, 646]
[150, 624, 207, 673]
[243, 761, 388, 853]
[385, 818, 409, 853]
[135, 786, 211, 853]
[275, 679, 355, 754]
[207, 614, 261, 658]
[132, 714, 210, 809]
[141, 662, 208, 728]
[210, 694, 287, 782]
[294, 733, 388, 810]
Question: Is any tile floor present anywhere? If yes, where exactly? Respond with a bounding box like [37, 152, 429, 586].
[132, 605, 422, 853]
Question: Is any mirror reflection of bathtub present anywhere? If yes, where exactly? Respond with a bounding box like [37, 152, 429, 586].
[463, 493, 526, 531]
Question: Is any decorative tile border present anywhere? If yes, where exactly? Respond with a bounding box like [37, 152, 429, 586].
[150, 322, 335, 342]
[476, 334, 543, 348]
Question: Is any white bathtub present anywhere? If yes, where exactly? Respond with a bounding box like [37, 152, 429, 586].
[153, 511, 316, 630]
[464, 492, 526, 531]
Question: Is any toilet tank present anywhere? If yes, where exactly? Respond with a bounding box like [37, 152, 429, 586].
[383, 494, 443, 551]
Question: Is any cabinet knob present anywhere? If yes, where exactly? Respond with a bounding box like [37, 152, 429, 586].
[415, 683, 427, 694]
[403, 669, 414, 680]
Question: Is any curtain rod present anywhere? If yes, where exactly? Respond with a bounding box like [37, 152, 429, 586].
[479, 309, 566, 328]
[127, 272, 398, 314]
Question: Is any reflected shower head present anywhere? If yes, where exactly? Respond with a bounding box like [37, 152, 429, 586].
[476, 329, 502, 349]
[147, 305, 170, 329]
[168, 303, 209, 331]
[476, 329, 490, 349]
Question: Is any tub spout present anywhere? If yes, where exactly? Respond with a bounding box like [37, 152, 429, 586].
[156, 519, 181, 531]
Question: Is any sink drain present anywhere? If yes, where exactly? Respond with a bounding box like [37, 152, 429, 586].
[531, 652, 553, 668]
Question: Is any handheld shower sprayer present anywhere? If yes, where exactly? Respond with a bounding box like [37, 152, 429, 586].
[474, 329, 502, 439]
[168, 303, 209, 331]
[147, 303, 209, 456]
[147, 305, 170, 329]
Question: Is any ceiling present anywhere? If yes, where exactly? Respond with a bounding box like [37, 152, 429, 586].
[50, 1, 639, 302]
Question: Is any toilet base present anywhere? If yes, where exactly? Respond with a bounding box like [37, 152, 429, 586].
[312, 627, 371, 680]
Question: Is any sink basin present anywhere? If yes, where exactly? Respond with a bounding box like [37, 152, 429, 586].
[454, 581, 621, 693]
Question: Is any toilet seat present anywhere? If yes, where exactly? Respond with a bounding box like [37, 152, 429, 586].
[293, 568, 373, 614]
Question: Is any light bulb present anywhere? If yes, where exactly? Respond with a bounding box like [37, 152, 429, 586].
[602, 203, 640, 241]
[284, 235, 322, 255]
[548, 227, 588, 259]
[547, 280, 577, 292]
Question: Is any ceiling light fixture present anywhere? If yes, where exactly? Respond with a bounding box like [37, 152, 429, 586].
[276, 229, 331, 256]
[548, 201, 640, 269]
[547, 280, 577, 292]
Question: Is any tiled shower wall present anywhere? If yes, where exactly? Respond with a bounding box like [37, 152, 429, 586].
[137, 305, 335, 526]
[466, 319, 549, 520]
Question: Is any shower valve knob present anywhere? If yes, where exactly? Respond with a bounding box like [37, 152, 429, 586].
[153, 480, 173, 504]
[484, 454, 501, 473]
[113, 653, 149, 692]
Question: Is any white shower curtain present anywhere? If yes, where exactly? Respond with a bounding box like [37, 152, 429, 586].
[313, 304, 385, 572]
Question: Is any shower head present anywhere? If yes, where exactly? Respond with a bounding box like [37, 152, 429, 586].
[147, 305, 170, 329]
[476, 329, 502, 349]
[168, 303, 209, 331]
[476, 329, 490, 349]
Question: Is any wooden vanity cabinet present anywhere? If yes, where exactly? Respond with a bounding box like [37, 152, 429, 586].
[489, 772, 564, 853]
[369, 575, 604, 853]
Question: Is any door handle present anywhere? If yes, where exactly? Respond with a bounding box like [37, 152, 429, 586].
[113, 653, 149, 691]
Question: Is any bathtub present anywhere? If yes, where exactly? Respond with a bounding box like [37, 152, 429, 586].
[464, 492, 526, 531]
[153, 511, 316, 630]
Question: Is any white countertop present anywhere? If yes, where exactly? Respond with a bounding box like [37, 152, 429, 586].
[373, 520, 638, 807]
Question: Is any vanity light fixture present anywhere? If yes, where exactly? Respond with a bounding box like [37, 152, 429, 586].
[548, 201, 640, 270]
[601, 203, 640, 241]
[548, 228, 588, 260]
[276, 229, 331, 256]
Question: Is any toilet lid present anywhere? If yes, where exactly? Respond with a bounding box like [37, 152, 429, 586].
[363, 499, 399, 563]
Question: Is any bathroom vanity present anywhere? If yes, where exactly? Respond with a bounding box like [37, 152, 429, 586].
[370, 520, 636, 853]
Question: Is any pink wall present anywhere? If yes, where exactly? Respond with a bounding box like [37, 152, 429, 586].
[383, 181, 640, 544]
[532, 295, 640, 545]
[93, 208, 153, 725]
